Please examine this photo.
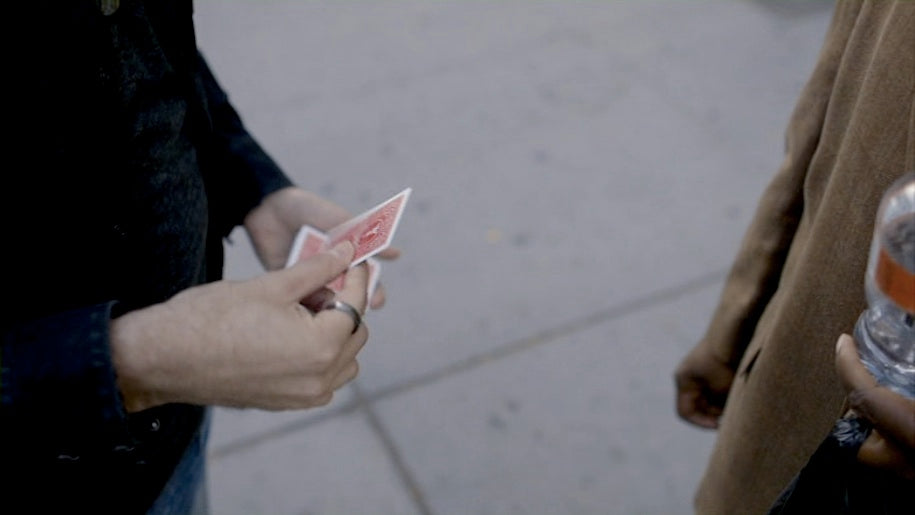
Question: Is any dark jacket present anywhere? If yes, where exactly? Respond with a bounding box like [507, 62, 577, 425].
[2, 1, 292, 511]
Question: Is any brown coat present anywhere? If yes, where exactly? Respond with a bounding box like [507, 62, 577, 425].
[692, 1, 915, 513]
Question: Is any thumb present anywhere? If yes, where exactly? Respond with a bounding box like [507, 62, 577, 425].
[835, 333, 878, 394]
[266, 241, 355, 303]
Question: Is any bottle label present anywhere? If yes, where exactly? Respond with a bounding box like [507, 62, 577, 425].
[875, 213, 915, 314]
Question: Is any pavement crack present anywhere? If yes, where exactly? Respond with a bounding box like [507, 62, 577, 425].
[364, 268, 727, 404]
[209, 269, 726, 460]
[352, 382, 435, 515]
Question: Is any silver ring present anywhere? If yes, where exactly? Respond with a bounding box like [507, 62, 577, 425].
[326, 300, 362, 335]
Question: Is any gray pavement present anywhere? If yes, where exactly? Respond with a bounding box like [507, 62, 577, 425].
[193, 1, 834, 514]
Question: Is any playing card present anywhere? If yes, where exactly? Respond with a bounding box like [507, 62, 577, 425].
[366, 257, 381, 305]
[283, 188, 409, 308]
[284, 225, 329, 268]
[285, 225, 345, 290]
[325, 188, 411, 266]
[284, 226, 383, 307]
[325, 257, 381, 306]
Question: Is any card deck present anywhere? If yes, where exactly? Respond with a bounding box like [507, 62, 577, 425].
[284, 187, 409, 308]
[365, 257, 381, 301]
[325, 188, 411, 266]
[284, 226, 328, 269]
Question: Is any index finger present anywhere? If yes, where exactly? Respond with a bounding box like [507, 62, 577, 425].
[377, 246, 401, 261]
[676, 389, 720, 429]
[337, 262, 370, 313]
[851, 388, 915, 452]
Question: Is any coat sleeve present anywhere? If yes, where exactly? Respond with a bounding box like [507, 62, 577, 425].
[696, 0, 861, 368]
[1, 303, 131, 458]
[700, 160, 806, 368]
[193, 51, 294, 238]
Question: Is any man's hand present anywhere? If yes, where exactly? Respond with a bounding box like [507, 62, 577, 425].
[244, 187, 400, 309]
[835, 333, 915, 479]
[110, 242, 370, 412]
[674, 345, 736, 429]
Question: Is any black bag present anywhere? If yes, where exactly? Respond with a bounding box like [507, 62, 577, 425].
[768, 417, 911, 514]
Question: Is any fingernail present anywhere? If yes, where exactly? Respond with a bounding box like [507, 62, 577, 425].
[836, 333, 850, 354]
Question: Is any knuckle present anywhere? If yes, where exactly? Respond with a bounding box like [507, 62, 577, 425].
[847, 388, 870, 412]
[313, 343, 341, 368]
[313, 392, 334, 407]
[349, 361, 360, 380]
[302, 378, 331, 400]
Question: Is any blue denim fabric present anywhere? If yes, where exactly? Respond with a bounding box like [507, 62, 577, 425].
[147, 409, 211, 515]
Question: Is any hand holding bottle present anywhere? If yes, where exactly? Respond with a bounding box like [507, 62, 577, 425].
[853, 172, 915, 399]
[836, 333, 915, 479]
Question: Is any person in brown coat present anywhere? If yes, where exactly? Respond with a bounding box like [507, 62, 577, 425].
[674, 1, 914, 513]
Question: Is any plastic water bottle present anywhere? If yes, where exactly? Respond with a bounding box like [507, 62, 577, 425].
[853, 172, 915, 399]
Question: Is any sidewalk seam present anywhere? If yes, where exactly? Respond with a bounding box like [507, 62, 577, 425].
[209, 268, 727, 459]
[364, 268, 727, 405]
[353, 382, 435, 515]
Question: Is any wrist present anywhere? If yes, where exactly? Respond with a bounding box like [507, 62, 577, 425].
[109, 307, 167, 413]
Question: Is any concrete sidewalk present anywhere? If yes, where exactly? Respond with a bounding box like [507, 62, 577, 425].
[193, 1, 834, 513]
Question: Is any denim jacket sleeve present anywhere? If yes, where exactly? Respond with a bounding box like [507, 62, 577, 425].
[1, 302, 131, 459]
[193, 51, 294, 238]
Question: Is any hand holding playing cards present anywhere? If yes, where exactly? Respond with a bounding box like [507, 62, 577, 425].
[244, 187, 400, 309]
[283, 187, 411, 310]
[109, 241, 369, 412]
